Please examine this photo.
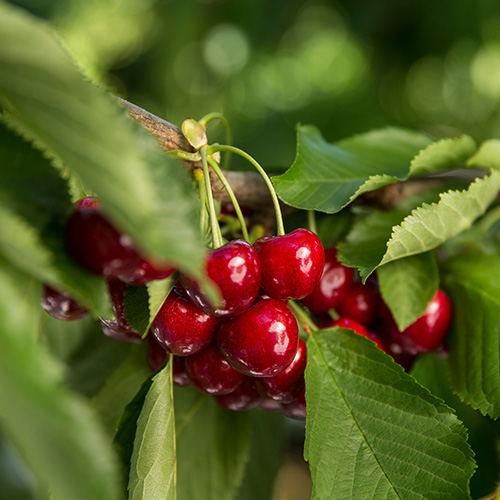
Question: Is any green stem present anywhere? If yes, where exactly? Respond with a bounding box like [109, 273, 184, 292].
[208, 144, 285, 236]
[207, 155, 250, 242]
[307, 210, 318, 235]
[199, 112, 233, 170]
[201, 147, 223, 248]
[288, 300, 318, 335]
[195, 171, 209, 236]
[167, 150, 201, 162]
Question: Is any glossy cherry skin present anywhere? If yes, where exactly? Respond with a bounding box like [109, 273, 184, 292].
[41, 285, 89, 321]
[214, 377, 261, 412]
[181, 240, 261, 317]
[254, 228, 325, 300]
[300, 247, 354, 313]
[150, 291, 219, 356]
[218, 298, 299, 377]
[331, 317, 386, 352]
[186, 343, 245, 395]
[256, 338, 307, 403]
[172, 356, 191, 386]
[147, 337, 168, 372]
[336, 281, 380, 327]
[280, 387, 306, 421]
[384, 289, 452, 354]
[65, 198, 142, 277]
[98, 318, 142, 343]
[118, 258, 176, 286]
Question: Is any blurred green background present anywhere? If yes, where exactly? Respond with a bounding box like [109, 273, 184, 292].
[4, 1, 500, 498]
[10, 0, 500, 168]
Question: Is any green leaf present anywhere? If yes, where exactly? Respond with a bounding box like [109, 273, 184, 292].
[467, 139, 500, 171]
[273, 125, 434, 213]
[235, 411, 285, 500]
[0, 260, 123, 500]
[0, 125, 109, 316]
[305, 328, 475, 500]
[175, 386, 251, 500]
[378, 252, 439, 331]
[339, 173, 500, 280]
[92, 345, 151, 433]
[128, 362, 176, 500]
[442, 253, 500, 418]
[0, 2, 206, 280]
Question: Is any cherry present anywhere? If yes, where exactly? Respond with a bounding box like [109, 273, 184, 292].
[256, 338, 307, 403]
[300, 247, 354, 314]
[172, 356, 191, 386]
[147, 336, 168, 372]
[214, 377, 261, 412]
[336, 281, 380, 327]
[331, 317, 386, 352]
[99, 318, 142, 343]
[384, 289, 452, 354]
[186, 343, 245, 395]
[118, 258, 175, 286]
[41, 285, 89, 321]
[254, 228, 325, 300]
[280, 387, 306, 421]
[181, 239, 261, 318]
[150, 290, 219, 356]
[65, 198, 142, 277]
[217, 298, 299, 377]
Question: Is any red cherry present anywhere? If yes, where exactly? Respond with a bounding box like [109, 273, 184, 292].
[218, 298, 299, 377]
[254, 228, 325, 300]
[280, 387, 306, 421]
[172, 355, 191, 386]
[336, 281, 380, 327]
[181, 240, 261, 317]
[41, 285, 89, 321]
[256, 397, 283, 412]
[186, 343, 245, 395]
[150, 291, 219, 356]
[118, 258, 176, 286]
[256, 338, 307, 403]
[300, 247, 354, 313]
[65, 198, 142, 277]
[147, 337, 168, 372]
[384, 289, 452, 354]
[332, 317, 386, 352]
[214, 377, 261, 412]
[98, 318, 142, 343]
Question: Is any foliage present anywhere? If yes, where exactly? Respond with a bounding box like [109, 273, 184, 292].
[1, 2, 500, 500]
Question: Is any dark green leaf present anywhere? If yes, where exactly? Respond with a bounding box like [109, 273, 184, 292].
[0, 260, 123, 500]
[273, 125, 433, 213]
[0, 2, 206, 281]
[128, 362, 176, 500]
[338, 174, 500, 280]
[123, 285, 150, 336]
[175, 386, 251, 500]
[378, 252, 439, 331]
[305, 328, 475, 499]
[442, 253, 500, 418]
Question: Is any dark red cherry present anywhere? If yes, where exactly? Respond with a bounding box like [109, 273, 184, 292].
[41, 285, 89, 321]
[218, 298, 299, 377]
[331, 317, 386, 352]
[300, 247, 354, 313]
[98, 318, 142, 343]
[280, 387, 306, 421]
[172, 356, 191, 386]
[186, 343, 245, 395]
[181, 240, 261, 317]
[118, 258, 176, 286]
[257, 397, 282, 412]
[384, 289, 452, 354]
[214, 377, 261, 411]
[65, 198, 142, 277]
[107, 279, 131, 330]
[147, 337, 168, 372]
[254, 229, 325, 300]
[336, 281, 380, 327]
[150, 291, 219, 356]
[256, 338, 307, 403]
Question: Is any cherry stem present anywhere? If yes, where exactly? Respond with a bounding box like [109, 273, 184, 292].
[194, 170, 209, 236]
[201, 147, 223, 248]
[207, 155, 250, 242]
[307, 210, 318, 235]
[208, 144, 285, 236]
[289, 300, 318, 335]
[199, 113, 233, 170]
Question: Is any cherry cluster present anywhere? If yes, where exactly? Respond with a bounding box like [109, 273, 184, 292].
[42, 197, 452, 421]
